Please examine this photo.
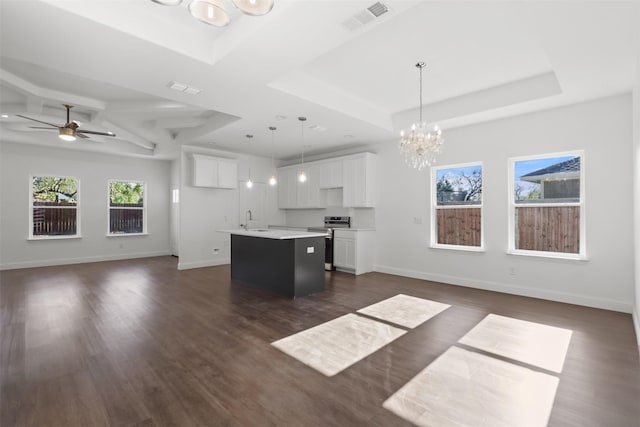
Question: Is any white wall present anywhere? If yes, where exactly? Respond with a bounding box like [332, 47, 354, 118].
[633, 55, 640, 346]
[177, 145, 285, 270]
[374, 94, 634, 313]
[0, 142, 171, 269]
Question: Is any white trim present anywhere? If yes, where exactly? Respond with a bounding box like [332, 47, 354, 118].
[105, 233, 149, 237]
[373, 264, 632, 314]
[0, 250, 171, 271]
[28, 235, 82, 241]
[508, 248, 588, 261]
[431, 244, 485, 252]
[633, 308, 640, 353]
[177, 258, 230, 270]
[508, 150, 585, 257]
[431, 161, 484, 250]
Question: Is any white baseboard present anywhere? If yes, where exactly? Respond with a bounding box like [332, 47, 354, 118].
[0, 250, 171, 271]
[633, 308, 640, 352]
[373, 264, 633, 314]
[177, 258, 230, 270]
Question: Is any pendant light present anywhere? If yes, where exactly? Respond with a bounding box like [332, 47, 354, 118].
[398, 62, 444, 170]
[268, 126, 277, 186]
[298, 117, 307, 183]
[246, 167, 253, 188]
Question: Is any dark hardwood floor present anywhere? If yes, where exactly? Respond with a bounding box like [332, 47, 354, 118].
[1, 256, 639, 426]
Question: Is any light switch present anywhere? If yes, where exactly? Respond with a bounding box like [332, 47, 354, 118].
[307, 247, 314, 254]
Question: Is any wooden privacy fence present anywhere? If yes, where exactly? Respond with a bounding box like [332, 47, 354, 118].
[33, 203, 77, 236]
[436, 208, 481, 247]
[109, 207, 143, 234]
[32, 202, 143, 235]
[516, 206, 580, 253]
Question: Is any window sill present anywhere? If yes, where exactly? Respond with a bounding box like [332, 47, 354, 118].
[28, 235, 82, 241]
[106, 233, 148, 237]
[507, 249, 588, 261]
[431, 244, 485, 253]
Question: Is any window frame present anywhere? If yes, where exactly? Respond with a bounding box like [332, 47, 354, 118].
[28, 175, 81, 240]
[107, 179, 147, 237]
[430, 161, 484, 252]
[508, 150, 586, 260]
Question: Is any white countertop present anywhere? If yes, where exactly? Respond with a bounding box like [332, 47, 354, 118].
[218, 229, 328, 240]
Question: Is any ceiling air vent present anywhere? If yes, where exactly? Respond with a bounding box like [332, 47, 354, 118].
[367, 2, 389, 17]
[342, 2, 391, 31]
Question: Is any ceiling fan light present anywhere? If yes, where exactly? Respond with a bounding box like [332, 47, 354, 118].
[232, 0, 274, 16]
[150, 0, 183, 5]
[59, 127, 76, 142]
[189, 0, 230, 26]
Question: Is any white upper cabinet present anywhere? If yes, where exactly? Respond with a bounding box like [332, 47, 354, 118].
[297, 164, 322, 208]
[342, 153, 376, 208]
[192, 154, 238, 189]
[277, 168, 298, 209]
[319, 160, 343, 189]
[276, 153, 376, 209]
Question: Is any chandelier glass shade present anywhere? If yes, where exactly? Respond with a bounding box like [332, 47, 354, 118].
[399, 62, 444, 171]
[189, 0, 230, 27]
[151, 0, 274, 27]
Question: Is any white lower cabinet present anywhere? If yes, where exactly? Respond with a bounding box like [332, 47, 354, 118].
[333, 230, 374, 275]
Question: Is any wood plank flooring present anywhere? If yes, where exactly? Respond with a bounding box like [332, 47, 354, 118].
[1, 256, 639, 426]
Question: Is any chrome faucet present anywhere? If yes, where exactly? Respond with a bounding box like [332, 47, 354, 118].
[244, 209, 252, 230]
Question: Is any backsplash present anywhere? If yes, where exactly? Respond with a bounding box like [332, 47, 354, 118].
[283, 207, 375, 229]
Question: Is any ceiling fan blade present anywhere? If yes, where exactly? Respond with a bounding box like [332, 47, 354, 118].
[77, 129, 116, 137]
[16, 114, 61, 128]
[29, 126, 60, 130]
[77, 133, 90, 139]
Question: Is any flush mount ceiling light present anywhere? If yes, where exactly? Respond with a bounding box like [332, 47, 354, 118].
[268, 126, 277, 186]
[151, 0, 183, 5]
[298, 117, 307, 183]
[151, 0, 274, 28]
[398, 62, 444, 170]
[189, 0, 230, 27]
[231, 0, 274, 16]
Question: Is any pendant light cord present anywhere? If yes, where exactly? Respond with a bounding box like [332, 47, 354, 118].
[417, 62, 425, 124]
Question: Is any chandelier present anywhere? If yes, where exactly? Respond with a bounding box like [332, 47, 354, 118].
[151, 0, 274, 27]
[399, 62, 444, 170]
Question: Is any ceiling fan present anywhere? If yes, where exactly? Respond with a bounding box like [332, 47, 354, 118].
[16, 104, 116, 142]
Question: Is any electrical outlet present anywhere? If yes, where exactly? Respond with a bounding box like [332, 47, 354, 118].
[413, 217, 423, 224]
[509, 267, 516, 276]
[119, 243, 124, 249]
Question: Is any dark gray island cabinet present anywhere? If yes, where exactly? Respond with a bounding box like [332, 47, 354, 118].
[220, 229, 327, 298]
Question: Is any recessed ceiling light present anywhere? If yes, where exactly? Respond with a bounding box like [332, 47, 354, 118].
[245, 134, 254, 139]
[167, 81, 202, 95]
[309, 125, 326, 132]
[275, 115, 287, 120]
[344, 134, 354, 138]
[1, 114, 9, 118]
[183, 86, 201, 95]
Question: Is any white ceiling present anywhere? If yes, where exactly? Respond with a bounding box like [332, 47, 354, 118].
[1, 0, 639, 160]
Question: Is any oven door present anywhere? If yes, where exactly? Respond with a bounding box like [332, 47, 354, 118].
[308, 227, 333, 271]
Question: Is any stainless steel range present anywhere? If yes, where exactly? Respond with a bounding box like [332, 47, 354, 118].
[308, 216, 350, 271]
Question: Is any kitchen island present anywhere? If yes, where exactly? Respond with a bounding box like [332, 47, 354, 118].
[219, 229, 327, 298]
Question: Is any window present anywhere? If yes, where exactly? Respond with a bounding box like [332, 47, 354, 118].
[30, 176, 80, 238]
[108, 180, 146, 235]
[509, 151, 585, 258]
[431, 163, 483, 249]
